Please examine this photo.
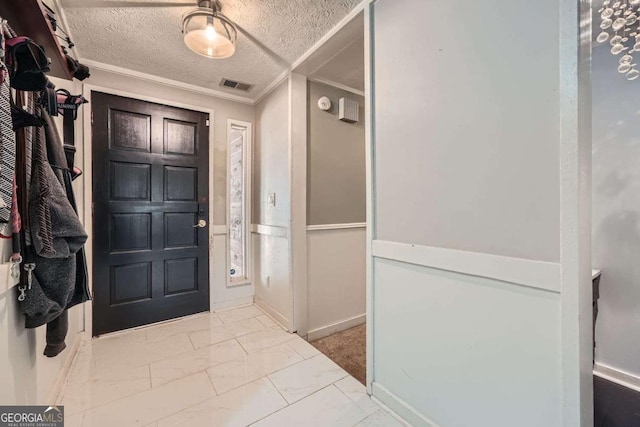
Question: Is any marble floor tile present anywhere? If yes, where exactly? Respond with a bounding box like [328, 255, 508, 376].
[354, 410, 409, 426]
[236, 328, 296, 354]
[63, 411, 85, 427]
[65, 343, 94, 384]
[86, 333, 194, 376]
[157, 377, 287, 427]
[81, 372, 215, 427]
[207, 342, 303, 394]
[251, 384, 368, 427]
[287, 336, 321, 359]
[145, 313, 223, 343]
[58, 307, 398, 427]
[150, 338, 246, 387]
[216, 305, 264, 325]
[268, 354, 348, 403]
[255, 314, 280, 329]
[334, 376, 379, 417]
[189, 317, 265, 349]
[61, 365, 151, 415]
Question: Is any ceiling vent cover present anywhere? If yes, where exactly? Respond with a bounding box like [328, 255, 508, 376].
[220, 78, 252, 92]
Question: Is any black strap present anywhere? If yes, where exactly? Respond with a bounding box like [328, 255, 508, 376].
[62, 107, 75, 170]
[56, 90, 85, 179]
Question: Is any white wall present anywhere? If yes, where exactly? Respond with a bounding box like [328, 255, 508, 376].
[307, 81, 365, 225]
[81, 67, 256, 313]
[305, 81, 366, 340]
[0, 77, 84, 406]
[368, 0, 591, 426]
[253, 81, 292, 326]
[307, 228, 366, 340]
[592, 42, 640, 382]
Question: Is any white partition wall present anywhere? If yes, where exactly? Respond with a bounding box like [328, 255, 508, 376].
[366, 0, 593, 426]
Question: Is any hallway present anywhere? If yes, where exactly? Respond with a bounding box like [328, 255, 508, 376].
[58, 305, 403, 426]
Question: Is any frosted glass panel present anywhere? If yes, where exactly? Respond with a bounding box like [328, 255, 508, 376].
[229, 127, 247, 281]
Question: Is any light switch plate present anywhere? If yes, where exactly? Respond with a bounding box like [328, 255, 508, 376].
[268, 193, 276, 207]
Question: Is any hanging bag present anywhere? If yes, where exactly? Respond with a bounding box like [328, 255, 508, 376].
[5, 36, 50, 91]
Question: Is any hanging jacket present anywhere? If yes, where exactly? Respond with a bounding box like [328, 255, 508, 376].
[18, 108, 89, 328]
[29, 110, 86, 257]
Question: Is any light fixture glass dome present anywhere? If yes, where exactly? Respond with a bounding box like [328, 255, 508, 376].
[182, 5, 237, 59]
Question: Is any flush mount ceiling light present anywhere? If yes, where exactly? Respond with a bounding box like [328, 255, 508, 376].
[65, 0, 286, 64]
[182, 0, 237, 59]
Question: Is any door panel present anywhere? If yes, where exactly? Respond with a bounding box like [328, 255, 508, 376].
[92, 91, 209, 336]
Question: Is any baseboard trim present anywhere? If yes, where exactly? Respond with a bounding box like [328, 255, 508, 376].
[307, 313, 366, 341]
[371, 382, 440, 427]
[594, 362, 640, 393]
[211, 296, 255, 312]
[372, 240, 561, 293]
[251, 224, 289, 238]
[50, 330, 83, 404]
[255, 297, 290, 330]
[306, 222, 367, 231]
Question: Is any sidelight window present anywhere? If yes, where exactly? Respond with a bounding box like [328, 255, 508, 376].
[227, 120, 252, 284]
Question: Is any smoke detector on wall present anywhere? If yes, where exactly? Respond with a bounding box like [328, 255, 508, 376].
[317, 96, 332, 111]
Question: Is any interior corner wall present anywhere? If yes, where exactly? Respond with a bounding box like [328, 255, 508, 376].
[369, 0, 568, 425]
[253, 80, 292, 326]
[0, 77, 84, 406]
[592, 42, 640, 382]
[80, 68, 256, 311]
[306, 80, 366, 338]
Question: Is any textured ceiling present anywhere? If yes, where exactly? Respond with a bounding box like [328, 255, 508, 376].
[310, 35, 364, 92]
[60, 0, 362, 99]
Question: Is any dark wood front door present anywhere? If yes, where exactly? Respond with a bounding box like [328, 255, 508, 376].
[92, 92, 210, 336]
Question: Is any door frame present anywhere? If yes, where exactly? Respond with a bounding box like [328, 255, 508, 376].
[80, 83, 216, 339]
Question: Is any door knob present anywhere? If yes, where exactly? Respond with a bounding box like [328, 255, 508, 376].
[193, 219, 207, 228]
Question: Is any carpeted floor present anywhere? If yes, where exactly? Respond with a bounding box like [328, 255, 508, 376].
[310, 324, 366, 385]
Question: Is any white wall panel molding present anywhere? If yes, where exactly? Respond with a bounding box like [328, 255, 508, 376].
[211, 296, 254, 312]
[251, 224, 290, 238]
[372, 240, 561, 293]
[255, 297, 290, 329]
[307, 314, 366, 341]
[594, 363, 640, 394]
[307, 222, 367, 231]
[371, 383, 440, 427]
[49, 331, 83, 404]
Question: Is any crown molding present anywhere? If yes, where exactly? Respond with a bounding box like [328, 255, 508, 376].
[307, 77, 365, 97]
[58, 0, 372, 106]
[253, 70, 290, 105]
[290, 0, 369, 71]
[80, 59, 255, 105]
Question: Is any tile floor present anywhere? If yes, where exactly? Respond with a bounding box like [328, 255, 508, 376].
[59, 304, 406, 427]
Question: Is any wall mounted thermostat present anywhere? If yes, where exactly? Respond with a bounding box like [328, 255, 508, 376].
[317, 96, 332, 111]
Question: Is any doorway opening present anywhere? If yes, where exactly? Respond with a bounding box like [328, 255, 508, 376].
[291, 11, 368, 386]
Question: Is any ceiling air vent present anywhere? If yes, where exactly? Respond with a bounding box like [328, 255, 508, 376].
[220, 78, 252, 92]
